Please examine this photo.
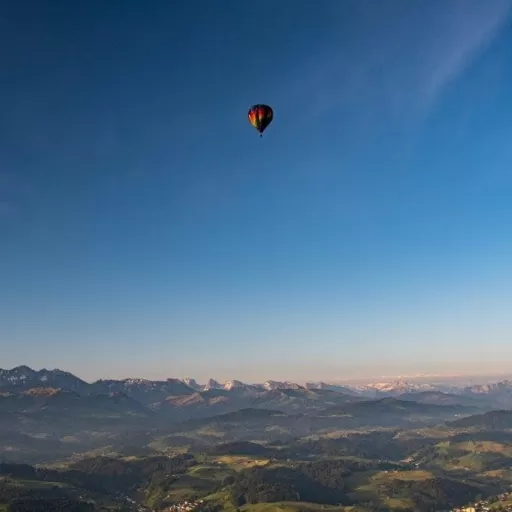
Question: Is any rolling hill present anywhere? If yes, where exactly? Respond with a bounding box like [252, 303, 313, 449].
[448, 410, 512, 430]
[324, 396, 475, 416]
[399, 390, 486, 407]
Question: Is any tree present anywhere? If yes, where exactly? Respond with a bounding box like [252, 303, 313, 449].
[223, 476, 235, 486]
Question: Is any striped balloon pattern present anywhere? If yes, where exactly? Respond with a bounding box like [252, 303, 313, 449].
[248, 104, 273, 137]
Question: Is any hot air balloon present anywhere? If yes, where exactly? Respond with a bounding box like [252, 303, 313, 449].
[248, 104, 273, 137]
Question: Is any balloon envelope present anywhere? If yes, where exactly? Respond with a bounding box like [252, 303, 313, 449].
[248, 104, 273, 136]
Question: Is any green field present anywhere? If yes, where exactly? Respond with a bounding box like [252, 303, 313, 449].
[5, 410, 512, 512]
[0, 474, 122, 510]
[212, 455, 270, 471]
[242, 502, 347, 512]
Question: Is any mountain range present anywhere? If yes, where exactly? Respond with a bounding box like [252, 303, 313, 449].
[2, 365, 503, 420]
[2, 366, 512, 401]
[0, 365, 509, 427]
[3, 365, 512, 467]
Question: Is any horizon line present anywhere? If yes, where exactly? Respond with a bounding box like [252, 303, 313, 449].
[3, 365, 512, 386]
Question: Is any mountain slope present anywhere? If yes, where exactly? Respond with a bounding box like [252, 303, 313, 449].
[347, 396, 469, 413]
[305, 381, 358, 395]
[399, 391, 485, 407]
[461, 380, 512, 407]
[249, 388, 360, 413]
[0, 388, 155, 434]
[160, 407, 315, 444]
[355, 380, 438, 397]
[323, 397, 475, 424]
[153, 388, 247, 420]
[88, 378, 194, 404]
[204, 378, 222, 390]
[183, 378, 202, 390]
[464, 380, 512, 395]
[448, 409, 512, 429]
[264, 380, 305, 391]
[0, 366, 89, 393]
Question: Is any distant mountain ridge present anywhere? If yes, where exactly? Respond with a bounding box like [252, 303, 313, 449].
[265, 380, 305, 391]
[3, 365, 512, 467]
[3, 365, 512, 409]
[0, 366, 89, 393]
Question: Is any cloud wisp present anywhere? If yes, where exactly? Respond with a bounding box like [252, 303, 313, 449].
[291, 0, 512, 126]
[418, 0, 512, 113]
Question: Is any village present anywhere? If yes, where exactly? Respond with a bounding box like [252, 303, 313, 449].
[157, 491, 512, 512]
[158, 490, 512, 512]
[110, 487, 512, 512]
[452, 491, 512, 512]
[162, 498, 206, 512]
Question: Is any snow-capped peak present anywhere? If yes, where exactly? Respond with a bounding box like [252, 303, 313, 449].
[183, 378, 201, 390]
[204, 378, 222, 390]
[357, 379, 437, 395]
[263, 380, 303, 390]
[223, 380, 246, 390]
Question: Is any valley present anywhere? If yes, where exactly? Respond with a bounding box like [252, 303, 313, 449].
[2, 367, 512, 511]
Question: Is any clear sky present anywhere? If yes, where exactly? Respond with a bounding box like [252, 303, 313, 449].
[1, 0, 512, 383]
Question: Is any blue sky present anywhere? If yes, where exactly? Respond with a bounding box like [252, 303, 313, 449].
[1, 0, 512, 383]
